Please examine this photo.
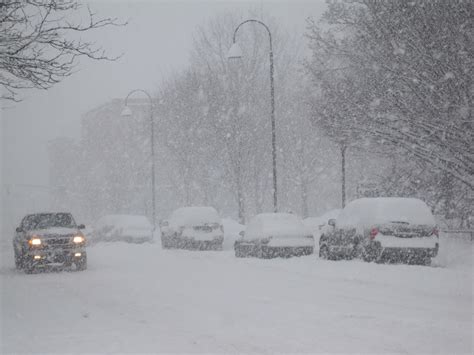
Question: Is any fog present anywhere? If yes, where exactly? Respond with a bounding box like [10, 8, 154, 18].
[1, 2, 472, 353]
[1, 0, 326, 236]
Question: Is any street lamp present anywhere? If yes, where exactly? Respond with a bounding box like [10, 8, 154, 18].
[121, 89, 156, 235]
[227, 19, 278, 213]
[341, 144, 347, 208]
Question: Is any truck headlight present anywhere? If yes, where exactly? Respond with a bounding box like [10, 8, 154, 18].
[29, 238, 42, 246]
[73, 235, 85, 244]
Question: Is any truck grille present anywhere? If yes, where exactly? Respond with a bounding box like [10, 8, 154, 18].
[42, 235, 74, 247]
[45, 238, 71, 246]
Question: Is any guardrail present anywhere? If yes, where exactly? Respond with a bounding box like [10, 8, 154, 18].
[442, 229, 474, 241]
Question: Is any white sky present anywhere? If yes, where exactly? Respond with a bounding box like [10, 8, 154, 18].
[1, 0, 326, 190]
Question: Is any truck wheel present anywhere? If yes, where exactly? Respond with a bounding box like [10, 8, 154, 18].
[14, 250, 23, 270]
[75, 254, 87, 271]
[24, 262, 36, 274]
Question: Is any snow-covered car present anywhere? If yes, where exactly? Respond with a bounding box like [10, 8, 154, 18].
[319, 197, 439, 265]
[161, 207, 224, 250]
[12, 212, 87, 273]
[92, 215, 153, 243]
[303, 209, 341, 241]
[234, 213, 314, 258]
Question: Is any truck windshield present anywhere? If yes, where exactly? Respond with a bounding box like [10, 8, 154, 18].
[22, 213, 76, 230]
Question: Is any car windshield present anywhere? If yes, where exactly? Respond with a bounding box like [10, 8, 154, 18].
[22, 213, 76, 230]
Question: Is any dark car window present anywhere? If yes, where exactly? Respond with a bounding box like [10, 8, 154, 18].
[21, 213, 76, 230]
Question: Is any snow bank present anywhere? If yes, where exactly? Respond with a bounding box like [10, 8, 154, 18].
[169, 206, 221, 229]
[433, 232, 473, 268]
[245, 213, 308, 240]
[94, 215, 152, 230]
[92, 215, 153, 243]
[337, 198, 436, 228]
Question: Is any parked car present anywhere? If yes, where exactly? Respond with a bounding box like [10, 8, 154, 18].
[92, 215, 153, 243]
[319, 197, 439, 265]
[13, 212, 87, 273]
[234, 213, 314, 258]
[161, 207, 224, 250]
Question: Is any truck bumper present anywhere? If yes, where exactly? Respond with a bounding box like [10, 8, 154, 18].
[26, 247, 86, 268]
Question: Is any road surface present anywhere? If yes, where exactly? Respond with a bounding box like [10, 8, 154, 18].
[1, 237, 472, 353]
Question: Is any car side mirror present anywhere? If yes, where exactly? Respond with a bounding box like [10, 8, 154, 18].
[160, 220, 169, 227]
[78, 224, 85, 229]
[328, 219, 336, 227]
[239, 230, 245, 237]
[16, 227, 23, 233]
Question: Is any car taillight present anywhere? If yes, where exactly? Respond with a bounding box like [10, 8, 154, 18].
[369, 227, 379, 240]
[431, 228, 439, 237]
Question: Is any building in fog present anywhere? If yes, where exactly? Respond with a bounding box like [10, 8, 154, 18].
[48, 98, 180, 226]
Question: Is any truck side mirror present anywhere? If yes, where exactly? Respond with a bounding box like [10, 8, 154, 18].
[328, 219, 336, 227]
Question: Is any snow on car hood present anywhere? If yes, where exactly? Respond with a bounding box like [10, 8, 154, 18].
[245, 213, 308, 240]
[27, 227, 80, 236]
[169, 206, 221, 229]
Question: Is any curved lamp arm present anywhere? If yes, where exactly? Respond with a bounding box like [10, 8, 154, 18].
[124, 89, 153, 107]
[232, 19, 273, 53]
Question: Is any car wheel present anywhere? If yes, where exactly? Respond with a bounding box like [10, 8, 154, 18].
[161, 235, 170, 249]
[421, 256, 432, 266]
[319, 244, 330, 259]
[75, 254, 87, 271]
[234, 243, 245, 257]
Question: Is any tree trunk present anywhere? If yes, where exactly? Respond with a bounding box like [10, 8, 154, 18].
[301, 180, 309, 218]
[341, 144, 347, 208]
[236, 171, 245, 224]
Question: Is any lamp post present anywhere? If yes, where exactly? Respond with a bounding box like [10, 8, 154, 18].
[121, 89, 156, 235]
[227, 19, 277, 213]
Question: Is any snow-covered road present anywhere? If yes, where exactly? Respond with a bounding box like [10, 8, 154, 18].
[1, 237, 472, 354]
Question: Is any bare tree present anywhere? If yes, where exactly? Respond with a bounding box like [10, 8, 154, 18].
[305, 0, 473, 189]
[0, 0, 125, 101]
